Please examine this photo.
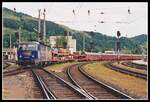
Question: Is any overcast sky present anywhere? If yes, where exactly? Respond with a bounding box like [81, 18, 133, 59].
[3, 2, 148, 37]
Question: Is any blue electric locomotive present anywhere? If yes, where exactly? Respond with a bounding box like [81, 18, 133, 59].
[17, 42, 51, 67]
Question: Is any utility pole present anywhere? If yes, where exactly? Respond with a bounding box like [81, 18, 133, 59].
[90, 41, 94, 52]
[43, 9, 46, 41]
[19, 26, 21, 43]
[83, 34, 85, 52]
[67, 31, 69, 50]
[38, 9, 41, 42]
[14, 8, 21, 43]
[9, 33, 11, 60]
[140, 45, 145, 61]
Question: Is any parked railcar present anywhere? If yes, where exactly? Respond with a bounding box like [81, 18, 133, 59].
[17, 42, 144, 67]
[84, 52, 143, 61]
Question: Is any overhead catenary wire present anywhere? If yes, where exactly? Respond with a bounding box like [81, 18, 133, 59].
[47, 5, 146, 37]
[56, 6, 144, 24]
[72, 3, 89, 52]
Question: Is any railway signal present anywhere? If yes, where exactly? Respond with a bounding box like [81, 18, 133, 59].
[116, 31, 121, 64]
[117, 31, 121, 38]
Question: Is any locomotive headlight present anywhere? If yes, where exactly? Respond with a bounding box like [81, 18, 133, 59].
[32, 55, 34, 58]
[19, 55, 22, 58]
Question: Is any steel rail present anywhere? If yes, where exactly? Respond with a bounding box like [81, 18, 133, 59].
[121, 62, 147, 70]
[79, 63, 134, 100]
[104, 62, 147, 80]
[32, 69, 57, 99]
[67, 64, 98, 99]
[42, 68, 94, 99]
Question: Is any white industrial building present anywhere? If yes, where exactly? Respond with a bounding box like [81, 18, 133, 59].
[49, 36, 76, 53]
[3, 48, 17, 60]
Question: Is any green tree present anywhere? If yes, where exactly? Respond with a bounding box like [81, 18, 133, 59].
[55, 36, 67, 48]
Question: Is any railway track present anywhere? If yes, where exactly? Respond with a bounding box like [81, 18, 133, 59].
[32, 68, 93, 99]
[52, 66, 77, 85]
[67, 63, 133, 99]
[3, 68, 29, 77]
[32, 69, 57, 99]
[27, 69, 46, 99]
[104, 62, 147, 80]
[121, 62, 147, 70]
[3, 62, 11, 69]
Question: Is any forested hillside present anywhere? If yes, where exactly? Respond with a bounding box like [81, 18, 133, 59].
[3, 7, 147, 54]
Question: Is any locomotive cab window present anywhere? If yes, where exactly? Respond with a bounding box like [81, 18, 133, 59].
[27, 44, 37, 50]
[18, 43, 38, 51]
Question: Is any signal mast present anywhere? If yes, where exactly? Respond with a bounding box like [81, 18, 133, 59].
[116, 31, 121, 63]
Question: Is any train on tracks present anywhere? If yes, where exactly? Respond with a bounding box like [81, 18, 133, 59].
[17, 41, 144, 67]
[17, 42, 73, 67]
[17, 42, 51, 66]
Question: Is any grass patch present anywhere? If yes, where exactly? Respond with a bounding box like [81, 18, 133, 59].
[84, 62, 147, 99]
[2, 88, 10, 99]
[44, 62, 77, 73]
